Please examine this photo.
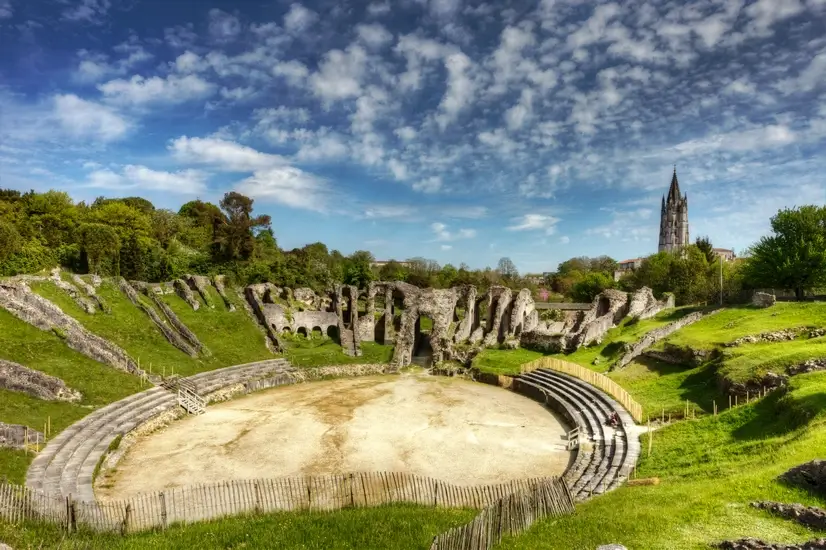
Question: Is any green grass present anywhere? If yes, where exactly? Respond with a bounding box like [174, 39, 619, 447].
[472, 347, 545, 375]
[718, 336, 826, 384]
[32, 280, 273, 377]
[500, 372, 826, 550]
[282, 334, 395, 367]
[664, 302, 826, 350]
[0, 448, 33, 484]
[0, 306, 145, 481]
[0, 505, 476, 549]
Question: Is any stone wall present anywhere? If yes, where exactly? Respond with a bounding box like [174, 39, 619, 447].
[0, 422, 44, 450]
[0, 359, 81, 401]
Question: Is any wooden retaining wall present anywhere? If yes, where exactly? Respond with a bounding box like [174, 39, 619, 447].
[0, 473, 571, 535]
[521, 357, 643, 422]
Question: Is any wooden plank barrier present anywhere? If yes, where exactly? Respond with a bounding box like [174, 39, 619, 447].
[521, 357, 644, 422]
[0, 473, 573, 536]
[428, 477, 575, 550]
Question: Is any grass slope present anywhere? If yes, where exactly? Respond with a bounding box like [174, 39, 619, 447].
[0, 307, 144, 482]
[32, 280, 274, 377]
[499, 372, 826, 550]
[0, 505, 476, 549]
[281, 333, 395, 367]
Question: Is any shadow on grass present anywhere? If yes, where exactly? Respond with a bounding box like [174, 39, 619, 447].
[732, 388, 826, 441]
[600, 341, 627, 359]
[634, 355, 725, 414]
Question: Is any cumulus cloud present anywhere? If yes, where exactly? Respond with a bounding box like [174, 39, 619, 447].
[169, 136, 287, 171]
[85, 165, 206, 194]
[506, 214, 560, 235]
[53, 94, 130, 142]
[309, 45, 368, 102]
[431, 222, 476, 241]
[363, 205, 417, 218]
[0, 0, 11, 19]
[62, 0, 110, 24]
[98, 74, 215, 106]
[208, 9, 241, 42]
[413, 176, 442, 193]
[356, 23, 393, 49]
[235, 166, 328, 212]
[284, 3, 318, 34]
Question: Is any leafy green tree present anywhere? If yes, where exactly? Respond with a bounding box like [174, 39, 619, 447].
[79, 223, 121, 275]
[0, 220, 21, 261]
[497, 257, 519, 280]
[438, 263, 458, 288]
[378, 260, 408, 282]
[695, 236, 716, 263]
[570, 271, 615, 302]
[213, 192, 271, 261]
[742, 205, 826, 300]
[343, 250, 375, 288]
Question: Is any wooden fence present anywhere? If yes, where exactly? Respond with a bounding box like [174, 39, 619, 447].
[429, 477, 574, 549]
[521, 356, 644, 423]
[0, 473, 570, 535]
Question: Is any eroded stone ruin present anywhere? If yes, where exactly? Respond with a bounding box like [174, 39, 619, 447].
[237, 281, 674, 367]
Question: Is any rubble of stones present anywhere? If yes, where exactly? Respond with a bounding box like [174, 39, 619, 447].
[0, 359, 81, 402]
[716, 539, 826, 550]
[727, 329, 801, 347]
[752, 501, 826, 530]
[751, 291, 777, 308]
[0, 422, 44, 450]
[780, 460, 826, 497]
[788, 358, 826, 376]
[723, 371, 788, 398]
[643, 343, 717, 367]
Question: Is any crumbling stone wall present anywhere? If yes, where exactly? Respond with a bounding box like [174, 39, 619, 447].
[752, 292, 776, 308]
[143, 289, 206, 354]
[119, 278, 198, 357]
[173, 279, 200, 310]
[243, 284, 283, 352]
[0, 359, 81, 401]
[185, 274, 214, 308]
[71, 273, 109, 313]
[0, 281, 142, 375]
[49, 268, 96, 314]
[0, 422, 44, 450]
[212, 275, 236, 311]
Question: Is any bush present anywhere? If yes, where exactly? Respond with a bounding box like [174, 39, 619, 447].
[0, 240, 56, 276]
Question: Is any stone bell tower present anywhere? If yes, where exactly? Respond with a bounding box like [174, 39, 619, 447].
[658, 167, 689, 253]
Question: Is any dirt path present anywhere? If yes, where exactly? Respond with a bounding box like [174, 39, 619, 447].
[98, 372, 571, 500]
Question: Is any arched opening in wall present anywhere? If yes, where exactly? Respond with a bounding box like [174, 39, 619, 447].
[311, 326, 323, 339]
[374, 293, 386, 319]
[358, 292, 368, 317]
[486, 298, 499, 332]
[281, 327, 292, 335]
[472, 297, 485, 332]
[341, 288, 352, 327]
[326, 325, 339, 341]
[413, 315, 434, 363]
[596, 296, 611, 317]
[296, 326, 308, 338]
[391, 289, 405, 333]
[374, 313, 386, 342]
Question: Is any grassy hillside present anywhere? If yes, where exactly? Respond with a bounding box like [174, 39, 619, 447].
[31, 280, 274, 377]
[0, 504, 475, 549]
[0, 307, 145, 482]
[499, 372, 826, 550]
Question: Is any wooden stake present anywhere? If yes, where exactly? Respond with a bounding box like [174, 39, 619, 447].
[735, 395, 738, 406]
[647, 419, 653, 458]
[729, 394, 732, 409]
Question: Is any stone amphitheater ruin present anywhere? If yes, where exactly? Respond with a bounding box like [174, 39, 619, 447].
[0, 271, 671, 537]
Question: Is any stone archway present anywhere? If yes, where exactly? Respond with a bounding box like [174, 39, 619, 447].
[311, 326, 323, 338]
[326, 325, 339, 341]
[297, 326, 308, 338]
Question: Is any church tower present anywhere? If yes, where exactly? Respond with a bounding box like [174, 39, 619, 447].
[658, 167, 689, 253]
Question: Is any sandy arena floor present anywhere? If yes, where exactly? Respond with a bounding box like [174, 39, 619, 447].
[98, 372, 572, 499]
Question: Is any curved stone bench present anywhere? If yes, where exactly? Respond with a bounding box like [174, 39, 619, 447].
[184, 358, 293, 398]
[515, 368, 640, 501]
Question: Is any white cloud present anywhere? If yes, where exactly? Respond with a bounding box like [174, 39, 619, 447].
[356, 23, 393, 49]
[363, 205, 417, 218]
[98, 74, 216, 106]
[395, 126, 417, 141]
[671, 125, 797, 154]
[53, 94, 130, 142]
[73, 46, 154, 84]
[559, 235, 570, 244]
[506, 214, 560, 235]
[208, 9, 241, 42]
[169, 136, 287, 172]
[367, 1, 391, 16]
[284, 3, 318, 34]
[440, 244, 452, 250]
[414, 176, 442, 193]
[273, 60, 310, 85]
[745, 0, 805, 34]
[62, 0, 110, 24]
[0, 0, 12, 19]
[430, 0, 461, 19]
[164, 24, 197, 49]
[431, 222, 476, 241]
[435, 52, 475, 129]
[441, 205, 487, 218]
[235, 166, 328, 212]
[309, 45, 368, 102]
[85, 165, 206, 194]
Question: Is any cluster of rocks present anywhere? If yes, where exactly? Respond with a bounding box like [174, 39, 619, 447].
[49, 268, 97, 314]
[716, 539, 826, 549]
[0, 359, 81, 402]
[727, 329, 801, 347]
[752, 501, 826, 530]
[780, 460, 826, 496]
[0, 422, 44, 450]
[644, 343, 717, 368]
[752, 291, 777, 308]
[788, 358, 826, 376]
[723, 371, 788, 398]
[809, 328, 826, 338]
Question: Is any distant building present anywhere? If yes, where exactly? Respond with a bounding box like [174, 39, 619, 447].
[658, 168, 690, 253]
[713, 248, 736, 262]
[523, 274, 545, 285]
[613, 257, 644, 281]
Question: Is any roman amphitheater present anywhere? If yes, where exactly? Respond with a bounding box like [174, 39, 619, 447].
[1, 273, 659, 546]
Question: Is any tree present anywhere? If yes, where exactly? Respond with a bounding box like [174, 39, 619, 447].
[497, 257, 519, 280]
[695, 236, 716, 263]
[570, 271, 614, 303]
[438, 263, 458, 288]
[79, 223, 121, 275]
[742, 205, 826, 300]
[379, 260, 408, 282]
[213, 192, 271, 261]
[0, 220, 21, 261]
[343, 250, 375, 288]
[589, 255, 617, 274]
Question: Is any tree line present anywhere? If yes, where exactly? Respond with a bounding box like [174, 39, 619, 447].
[1, 189, 822, 303]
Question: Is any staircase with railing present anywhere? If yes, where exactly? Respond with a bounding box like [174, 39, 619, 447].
[177, 385, 206, 415]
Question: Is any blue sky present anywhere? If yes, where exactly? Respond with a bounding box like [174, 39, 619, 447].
[1, 0, 825, 274]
